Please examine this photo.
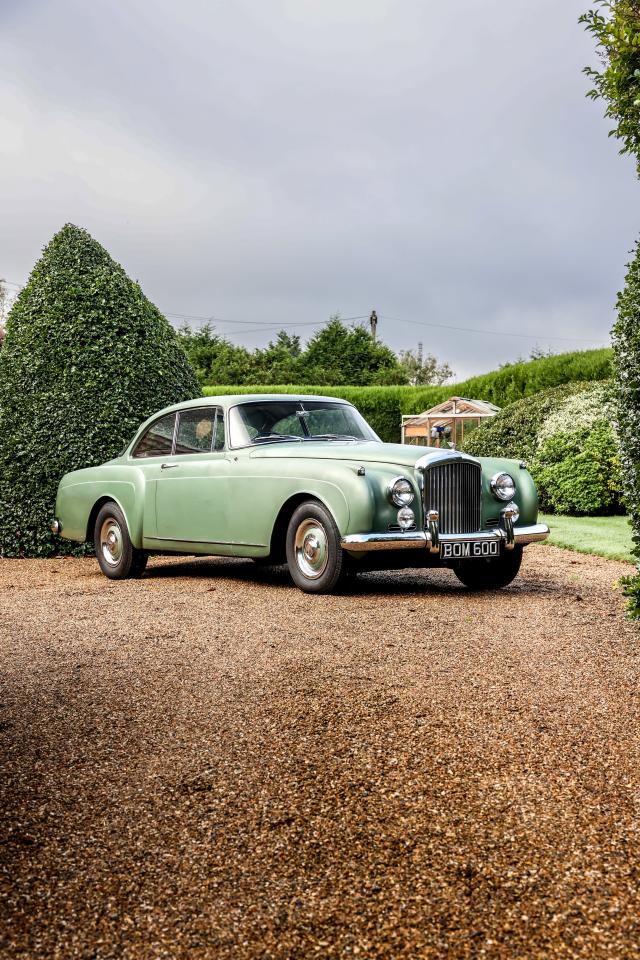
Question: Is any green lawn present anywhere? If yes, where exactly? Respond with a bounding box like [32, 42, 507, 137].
[539, 513, 635, 564]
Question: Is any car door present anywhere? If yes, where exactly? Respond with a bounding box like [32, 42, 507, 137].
[153, 406, 233, 548]
[128, 411, 179, 539]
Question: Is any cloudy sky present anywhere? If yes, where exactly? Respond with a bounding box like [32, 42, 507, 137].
[1, 0, 638, 377]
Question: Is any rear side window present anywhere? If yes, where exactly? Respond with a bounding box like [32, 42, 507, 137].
[132, 413, 176, 458]
[175, 409, 217, 454]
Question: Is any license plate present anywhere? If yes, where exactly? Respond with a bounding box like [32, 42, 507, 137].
[441, 540, 500, 559]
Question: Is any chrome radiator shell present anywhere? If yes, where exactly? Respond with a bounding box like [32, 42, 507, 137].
[423, 460, 482, 534]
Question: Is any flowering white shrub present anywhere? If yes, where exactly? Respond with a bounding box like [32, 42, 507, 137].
[536, 383, 616, 447]
[530, 382, 622, 515]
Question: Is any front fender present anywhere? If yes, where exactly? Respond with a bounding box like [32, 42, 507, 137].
[478, 457, 538, 526]
[343, 465, 421, 534]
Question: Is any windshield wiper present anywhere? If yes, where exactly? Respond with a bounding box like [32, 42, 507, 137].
[308, 434, 360, 441]
[252, 433, 304, 443]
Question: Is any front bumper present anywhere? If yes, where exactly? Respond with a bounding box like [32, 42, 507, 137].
[341, 523, 550, 553]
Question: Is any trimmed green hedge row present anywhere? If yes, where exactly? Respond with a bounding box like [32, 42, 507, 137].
[204, 348, 612, 443]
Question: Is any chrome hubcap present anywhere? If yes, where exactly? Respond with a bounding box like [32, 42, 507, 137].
[100, 519, 123, 567]
[294, 519, 329, 579]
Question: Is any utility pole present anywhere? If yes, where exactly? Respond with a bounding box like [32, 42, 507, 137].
[369, 309, 378, 341]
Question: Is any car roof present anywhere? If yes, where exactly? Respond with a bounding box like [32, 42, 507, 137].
[154, 393, 354, 416]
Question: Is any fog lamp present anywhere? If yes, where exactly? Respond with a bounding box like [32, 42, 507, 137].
[397, 507, 415, 530]
[502, 501, 519, 523]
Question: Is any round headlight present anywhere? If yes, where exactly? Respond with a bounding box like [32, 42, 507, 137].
[490, 472, 516, 501]
[397, 507, 415, 530]
[388, 477, 415, 507]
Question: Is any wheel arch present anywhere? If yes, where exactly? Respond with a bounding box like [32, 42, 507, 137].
[268, 492, 335, 564]
[86, 495, 134, 543]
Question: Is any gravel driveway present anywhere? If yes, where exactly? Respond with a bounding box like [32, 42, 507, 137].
[2, 546, 640, 959]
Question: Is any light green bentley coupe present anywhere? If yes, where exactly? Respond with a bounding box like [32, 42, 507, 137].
[52, 394, 549, 593]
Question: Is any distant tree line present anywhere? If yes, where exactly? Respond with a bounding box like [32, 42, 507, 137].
[176, 316, 453, 387]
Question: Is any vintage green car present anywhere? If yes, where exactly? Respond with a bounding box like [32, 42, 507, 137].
[52, 394, 549, 593]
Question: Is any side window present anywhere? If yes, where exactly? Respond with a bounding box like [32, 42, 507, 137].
[175, 409, 216, 454]
[132, 413, 176, 458]
[213, 408, 226, 451]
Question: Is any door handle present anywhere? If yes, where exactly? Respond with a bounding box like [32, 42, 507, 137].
[160, 463, 180, 470]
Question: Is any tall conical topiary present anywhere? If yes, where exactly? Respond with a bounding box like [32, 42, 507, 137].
[0, 224, 201, 557]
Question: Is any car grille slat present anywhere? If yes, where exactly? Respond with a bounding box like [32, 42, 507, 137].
[425, 461, 481, 534]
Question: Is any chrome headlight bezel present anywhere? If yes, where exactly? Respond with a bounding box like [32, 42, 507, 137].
[387, 476, 415, 507]
[490, 472, 516, 502]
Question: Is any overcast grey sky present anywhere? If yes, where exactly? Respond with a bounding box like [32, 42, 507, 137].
[1, 0, 638, 377]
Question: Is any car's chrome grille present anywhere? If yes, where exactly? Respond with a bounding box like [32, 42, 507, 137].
[424, 461, 481, 534]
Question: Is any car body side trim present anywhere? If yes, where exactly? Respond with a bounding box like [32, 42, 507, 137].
[145, 536, 268, 548]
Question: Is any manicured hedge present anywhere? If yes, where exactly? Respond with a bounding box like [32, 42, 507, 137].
[204, 348, 612, 443]
[0, 224, 201, 558]
[455, 348, 612, 407]
[612, 240, 640, 616]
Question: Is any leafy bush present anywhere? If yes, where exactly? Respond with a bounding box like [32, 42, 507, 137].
[0, 224, 201, 558]
[535, 423, 622, 515]
[612, 240, 640, 615]
[463, 381, 623, 516]
[460, 382, 592, 461]
[536, 382, 615, 445]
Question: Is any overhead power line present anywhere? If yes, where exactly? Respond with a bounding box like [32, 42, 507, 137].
[0, 277, 606, 346]
[378, 314, 608, 345]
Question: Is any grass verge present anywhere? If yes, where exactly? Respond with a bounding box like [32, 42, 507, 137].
[539, 513, 635, 564]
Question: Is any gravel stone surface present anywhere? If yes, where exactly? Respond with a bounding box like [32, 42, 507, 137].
[1, 546, 640, 959]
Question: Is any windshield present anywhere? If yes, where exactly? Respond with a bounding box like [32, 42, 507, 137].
[228, 400, 380, 447]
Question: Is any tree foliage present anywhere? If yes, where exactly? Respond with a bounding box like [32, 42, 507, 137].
[397, 349, 453, 386]
[582, 0, 640, 610]
[581, 1, 640, 172]
[300, 318, 406, 385]
[0, 223, 201, 557]
[178, 316, 423, 386]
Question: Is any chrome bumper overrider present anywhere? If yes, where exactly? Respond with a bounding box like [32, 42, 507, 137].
[341, 523, 550, 553]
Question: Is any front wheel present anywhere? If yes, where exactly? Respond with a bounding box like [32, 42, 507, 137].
[453, 545, 523, 591]
[286, 501, 345, 594]
[94, 503, 148, 580]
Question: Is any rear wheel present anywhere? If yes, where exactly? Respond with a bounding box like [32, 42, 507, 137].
[94, 503, 148, 580]
[286, 501, 344, 594]
[453, 545, 523, 591]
